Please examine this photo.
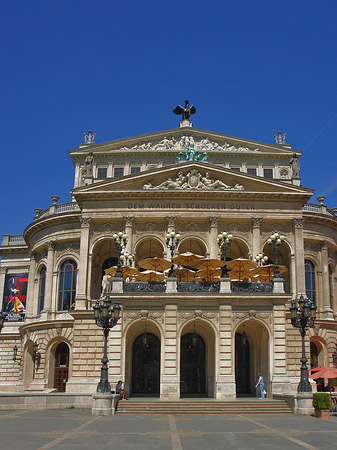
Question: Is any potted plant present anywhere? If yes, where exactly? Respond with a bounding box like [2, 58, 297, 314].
[313, 393, 331, 418]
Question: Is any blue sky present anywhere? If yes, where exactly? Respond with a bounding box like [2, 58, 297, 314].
[1, 0, 337, 239]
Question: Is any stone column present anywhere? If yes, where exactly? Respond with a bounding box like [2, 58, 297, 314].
[216, 304, 236, 399]
[271, 303, 291, 394]
[251, 217, 262, 259]
[0, 267, 8, 309]
[75, 217, 91, 310]
[290, 253, 297, 299]
[43, 241, 55, 313]
[293, 218, 305, 294]
[161, 304, 180, 400]
[123, 216, 134, 257]
[320, 241, 333, 318]
[25, 252, 37, 319]
[209, 217, 219, 259]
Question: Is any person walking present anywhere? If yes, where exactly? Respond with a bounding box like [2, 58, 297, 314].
[255, 373, 265, 399]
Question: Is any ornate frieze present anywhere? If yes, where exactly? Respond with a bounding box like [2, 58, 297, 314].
[231, 310, 272, 327]
[91, 222, 123, 239]
[134, 222, 165, 233]
[55, 242, 80, 257]
[116, 135, 261, 154]
[304, 243, 320, 255]
[178, 310, 219, 324]
[123, 310, 165, 326]
[143, 169, 244, 191]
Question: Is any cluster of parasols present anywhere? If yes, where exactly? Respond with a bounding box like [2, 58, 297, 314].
[104, 252, 287, 283]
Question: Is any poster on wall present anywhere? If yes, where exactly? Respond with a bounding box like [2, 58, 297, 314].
[2, 273, 28, 321]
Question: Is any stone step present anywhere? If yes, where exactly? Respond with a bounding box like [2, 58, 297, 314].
[116, 399, 292, 414]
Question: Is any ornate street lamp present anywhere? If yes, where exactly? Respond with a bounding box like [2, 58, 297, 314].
[0, 311, 5, 332]
[254, 253, 268, 266]
[113, 232, 128, 277]
[166, 231, 180, 277]
[93, 296, 121, 393]
[217, 232, 233, 277]
[120, 252, 133, 267]
[268, 232, 285, 279]
[290, 294, 317, 392]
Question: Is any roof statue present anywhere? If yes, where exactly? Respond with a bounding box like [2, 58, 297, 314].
[274, 131, 286, 145]
[173, 99, 196, 121]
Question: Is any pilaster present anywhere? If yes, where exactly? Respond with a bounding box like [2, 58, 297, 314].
[320, 241, 333, 318]
[251, 217, 262, 259]
[209, 217, 219, 259]
[123, 216, 134, 256]
[216, 304, 236, 398]
[75, 217, 91, 310]
[25, 252, 37, 319]
[161, 304, 180, 400]
[293, 218, 305, 294]
[271, 303, 291, 393]
[43, 241, 55, 314]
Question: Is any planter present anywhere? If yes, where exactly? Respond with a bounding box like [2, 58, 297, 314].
[314, 408, 330, 419]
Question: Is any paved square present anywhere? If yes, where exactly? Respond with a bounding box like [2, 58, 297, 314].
[0, 409, 336, 450]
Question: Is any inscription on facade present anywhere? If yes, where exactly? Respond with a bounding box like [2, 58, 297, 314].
[128, 202, 256, 210]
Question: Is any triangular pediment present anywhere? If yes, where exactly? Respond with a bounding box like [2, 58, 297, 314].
[73, 162, 312, 205]
[70, 127, 297, 159]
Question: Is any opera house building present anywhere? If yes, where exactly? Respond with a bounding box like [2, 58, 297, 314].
[1, 111, 337, 407]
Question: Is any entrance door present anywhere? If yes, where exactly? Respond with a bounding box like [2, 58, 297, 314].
[180, 333, 206, 396]
[132, 333, 160, 395]
[235, 332, 250, 395]
[54, 343, 69, 392]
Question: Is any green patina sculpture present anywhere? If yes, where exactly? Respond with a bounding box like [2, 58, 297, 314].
[178, 141, 208, 162]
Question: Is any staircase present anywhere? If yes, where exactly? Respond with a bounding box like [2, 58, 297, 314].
[116, 398, 292, 414]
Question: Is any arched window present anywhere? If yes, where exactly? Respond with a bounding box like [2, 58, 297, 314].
[329, 266, 334, 309]
[38, 266, 46, 312]
[58, 260, 77, 311]
[305, 260, 316, 304]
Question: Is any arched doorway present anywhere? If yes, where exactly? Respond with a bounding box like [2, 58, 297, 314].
[180, 333, 206, 396]
[54, 342, 69, 392]
[235, 332, 250, 395]
[132, 333, 160, 396]
[235, 321, 269, 397]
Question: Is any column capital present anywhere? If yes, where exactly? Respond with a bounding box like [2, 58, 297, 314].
[320, 241, 329, 251]
[123, 216, 134, 227]
[46, 240, 55, 250]
[209, 217, 219, 227]
[251, 217, 262, 228]
[0, 266, 8, 274]
[293, 218, 304, 229]
[166, 216, 177, 228]
[80, 216, 91, 227]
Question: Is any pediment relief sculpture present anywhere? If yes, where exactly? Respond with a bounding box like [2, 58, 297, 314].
[116, 135, 260, 154]
[143, 169, 244, 191]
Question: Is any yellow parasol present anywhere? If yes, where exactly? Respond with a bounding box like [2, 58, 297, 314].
[174, 267, 196, 281]
[226, 258, 257, 281]
[251, 264, 287, 282]
[172, 252, 204, 267]
[138, 257, 172, 272]
[191, 258, 225, 271]
[136, 270, 166, 282]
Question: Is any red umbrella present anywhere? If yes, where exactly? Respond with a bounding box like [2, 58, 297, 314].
[309, 367, 337, 380]
[310, 366, 326, 373]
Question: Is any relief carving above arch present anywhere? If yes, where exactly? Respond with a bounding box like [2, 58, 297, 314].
[55, 242, 80, 257]
[178, 310, 219, 324]
[231, 310, 272, 327]
[123, 311, 165, 326]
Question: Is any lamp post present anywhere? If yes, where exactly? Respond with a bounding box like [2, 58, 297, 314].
[268, 232, 284, 279]
[290, 294, 317, 392]
[93, 296, 121, 393]
[0, 311, 5, 332]
[120, 252, 134, 267]
[217, 232, 233, 277]
[254, 253, 268, 266]
[112, 232, 128, 278]
[166, 231, 180, 277]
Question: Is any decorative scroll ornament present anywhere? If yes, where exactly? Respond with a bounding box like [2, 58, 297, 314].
[123, 311, 165, 325]
[143, 169, 244, 191]
[178, 310, 219, 324]
[232, 310, 272, 327]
